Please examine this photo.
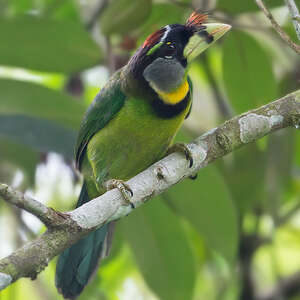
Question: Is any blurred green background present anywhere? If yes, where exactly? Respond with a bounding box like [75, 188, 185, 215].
[0, 0, 299, 299]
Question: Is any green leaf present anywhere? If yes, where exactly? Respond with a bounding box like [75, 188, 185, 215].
[222, 30, 277, 113]
[219, 143, 266, 214]
[170, 130, 238, 262]
[0, 115, 76, 158]
[3, 0, 81, 22]
[120, 199, 196, 300]
[0, 16, 102, 73]
[100, 0, 152, 35]
[166, 165, 238, 264]
[217, 0, 283, 14]
[98, 234, 134, 299]
[43, 0, 81, 22]
[296, 132, 300, 167]
[6, 0, 33, 15]
[0, 137, 38, 185]
[264, 130, 294, 209]
[139, 3, 183, 39]
[0, 79, 85, 129]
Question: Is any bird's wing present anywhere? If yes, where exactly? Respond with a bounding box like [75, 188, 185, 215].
[75, 71, 127, 170]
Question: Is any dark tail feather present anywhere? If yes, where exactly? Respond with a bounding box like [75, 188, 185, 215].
[55, 182, 112, 299]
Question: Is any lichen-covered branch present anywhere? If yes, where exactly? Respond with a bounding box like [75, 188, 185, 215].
[285, 0, 300, 41]
[255, 0, 300, 55]
[0, 89, 299, 290]
[0, 184, 70, 228]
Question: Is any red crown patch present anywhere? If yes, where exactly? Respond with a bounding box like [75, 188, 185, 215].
[186, 12, 208, 29]
[142, 28, 166, 48]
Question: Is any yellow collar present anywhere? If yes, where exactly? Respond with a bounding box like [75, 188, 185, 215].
[154, 79, 189, 105]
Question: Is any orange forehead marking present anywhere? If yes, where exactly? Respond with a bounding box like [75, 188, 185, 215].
[143, 28, 166, 48]
[186, 11, 208, 28]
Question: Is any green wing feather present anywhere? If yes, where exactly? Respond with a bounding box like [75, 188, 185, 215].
[75, 70, 127, 170]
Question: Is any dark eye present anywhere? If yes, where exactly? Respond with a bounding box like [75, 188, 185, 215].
[164, 44, 176, 59]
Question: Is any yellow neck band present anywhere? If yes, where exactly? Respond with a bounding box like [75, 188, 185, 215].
[155, 79, 189, 105]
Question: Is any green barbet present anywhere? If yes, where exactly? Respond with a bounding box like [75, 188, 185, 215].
[56, 12, 231, 299]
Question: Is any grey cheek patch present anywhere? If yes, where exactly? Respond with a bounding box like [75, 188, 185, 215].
[143, 57, 185, 92]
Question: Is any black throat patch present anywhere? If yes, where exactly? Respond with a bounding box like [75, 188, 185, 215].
[151, 90, 191, 119]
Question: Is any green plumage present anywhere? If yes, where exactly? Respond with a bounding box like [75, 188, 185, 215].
[75, 70, 126, 170]
[56, 67, 192, 298]
[56, 183, 109, 299]
[54, 12, 231, 297]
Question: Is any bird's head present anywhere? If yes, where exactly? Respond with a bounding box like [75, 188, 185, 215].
[126, 12, 231, 106]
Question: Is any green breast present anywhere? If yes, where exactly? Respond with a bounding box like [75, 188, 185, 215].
[84, 96, 191, 196]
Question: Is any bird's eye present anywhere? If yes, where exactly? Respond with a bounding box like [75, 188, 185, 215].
[164, 44, 176, 59]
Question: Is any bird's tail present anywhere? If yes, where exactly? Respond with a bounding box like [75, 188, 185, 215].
[55, 182, 113, 299]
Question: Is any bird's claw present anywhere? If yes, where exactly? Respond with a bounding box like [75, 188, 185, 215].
[105, 179, 135, 208]
[167, 143, 194, 168]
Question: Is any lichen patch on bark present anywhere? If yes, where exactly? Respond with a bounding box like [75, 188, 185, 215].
[0, 272, 12, 290]
[239, 113, 271, 143]
[270, 115, 284, 127]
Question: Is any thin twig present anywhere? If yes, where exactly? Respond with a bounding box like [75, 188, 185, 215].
[201, 52, 232, 119]
[285, 0, 300, 41]
[85, 0, 109, 31]
[255, 0, 300, 55]
[211, 11, 275, 32]
[106, 36, 116, 75]
[0, 184, 69, 228]
[276, 198, 300, 227]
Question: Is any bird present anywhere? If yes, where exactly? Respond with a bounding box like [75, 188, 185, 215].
[55, 12, 231, 299]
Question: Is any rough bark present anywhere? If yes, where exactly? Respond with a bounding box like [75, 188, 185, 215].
[0, 89, 299, 290]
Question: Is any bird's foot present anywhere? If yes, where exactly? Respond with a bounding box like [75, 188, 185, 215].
[167, 143, 194, 168]
[105, 179, 134, 208]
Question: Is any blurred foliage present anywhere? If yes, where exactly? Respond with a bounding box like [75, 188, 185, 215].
[216, 0, 283, 14]
[0, 1, 299, 300]
[120, 198, 196, 300]
[100, 0, 152, 35]
[0, 16, 102, 72]
[0, 79, 85, 129]
[222, 30, 277, 113]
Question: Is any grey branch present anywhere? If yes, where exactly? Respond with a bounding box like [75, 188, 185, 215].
[0, 89, 300, 290]
[255, 0, 300, 55]
[285, 0, 300, 41]
[0, 184, 71, 228]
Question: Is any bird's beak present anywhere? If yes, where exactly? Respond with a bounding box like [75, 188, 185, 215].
[184, 23, 231, 63]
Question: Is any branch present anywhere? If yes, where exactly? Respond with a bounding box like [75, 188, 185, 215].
[0, 184, 70, 228]
[285, 0, 300, 41]
[255, 0, 300, 55]
[0, 90, 299, 290]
